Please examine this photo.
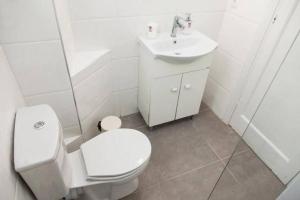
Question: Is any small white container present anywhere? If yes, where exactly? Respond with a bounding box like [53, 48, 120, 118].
[146, 22, 159, 38]
[101, 116, 122, 131]
[182, 13, 192, 35]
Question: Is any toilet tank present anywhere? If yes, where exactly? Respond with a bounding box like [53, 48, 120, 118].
[14, 105, 72, 200]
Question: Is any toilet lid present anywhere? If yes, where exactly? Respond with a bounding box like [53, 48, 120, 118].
[80, 129, 151, 178]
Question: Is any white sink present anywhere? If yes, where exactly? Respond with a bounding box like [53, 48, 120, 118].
[139, 31, 218, 60]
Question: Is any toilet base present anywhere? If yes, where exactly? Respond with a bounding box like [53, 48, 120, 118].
[73, 178, 139, 200]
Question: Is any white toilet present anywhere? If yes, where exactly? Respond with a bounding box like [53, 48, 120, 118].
[14, 105, 151, 200]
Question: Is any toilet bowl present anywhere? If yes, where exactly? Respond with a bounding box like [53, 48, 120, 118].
[13, 105, 151, 200]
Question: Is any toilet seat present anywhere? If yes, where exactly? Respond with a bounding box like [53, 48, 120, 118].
[80, 129, 151, 181]
[85, 158, 150, 181]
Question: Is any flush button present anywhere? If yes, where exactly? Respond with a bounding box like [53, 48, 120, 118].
[34, 121, 46, 130]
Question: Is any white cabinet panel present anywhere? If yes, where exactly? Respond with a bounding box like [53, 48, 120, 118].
[149, 75, 182, 126]
[176, 69, 209, 119]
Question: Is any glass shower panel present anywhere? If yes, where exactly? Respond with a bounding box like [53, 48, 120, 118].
[0, 0, 82, 151]
[208, 4, 300, 198]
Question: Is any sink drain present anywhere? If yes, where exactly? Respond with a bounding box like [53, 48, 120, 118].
[174, 52, 181, 55]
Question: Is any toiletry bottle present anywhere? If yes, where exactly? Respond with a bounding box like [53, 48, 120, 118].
[183, 13, 192, 35]
[147, 22, 159, 38]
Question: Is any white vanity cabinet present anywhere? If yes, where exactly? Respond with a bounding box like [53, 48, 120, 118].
[176, 69, 209, 119]
[138, 44, 215, 127]
[149, 69, 209, 126]
[149, 74, 182, 126]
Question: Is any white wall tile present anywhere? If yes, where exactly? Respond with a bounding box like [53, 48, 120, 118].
[0, 147, 16, 200]
[72, 20, 107, 51]
[112, 58, 139, 91]
[4, 40, 72, 96]
[137, 15, 175, 36]
[202, 0, 272, 120]
[71, 50, 112, 85]
[112, 92, 121, 116]
[177, 0, 229, 13]
[227, 0, 274, 23]
[72, 13, 227, 58]
[81, 95, 117, 140]
[69, 0, 117, 20]
[66, 0, 233, 121]
[218, 13, 258, 63]
[73, 64, 112, 120]
[68, 0, 228, 19]
[203, 77, 231, 119]
[115, 0, 139, 17]
[209, 50, 243, 92]
[64, 125, 82, 138]
[0, 46, 33, 200]
[0, 0, 59, 43]
[54, 0, 76, 66]
[118, 88, 138, 116]
[192, 12, 225, 41]
[15, 179, 35, 200]
[74, 17, 140, 59]
[137, 12, 224, 41]
[133, 0, 228, 16]
[25, 90, 79, 128]
[136, 0, 176, 15]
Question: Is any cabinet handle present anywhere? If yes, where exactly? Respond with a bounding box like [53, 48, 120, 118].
[170, 88, 178, 93]
[184, 84, 192, 89]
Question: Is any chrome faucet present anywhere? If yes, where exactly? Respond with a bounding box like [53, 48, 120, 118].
[170, 13, 192, 38]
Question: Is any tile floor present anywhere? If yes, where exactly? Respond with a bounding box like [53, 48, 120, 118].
[120, 104, 285, 200]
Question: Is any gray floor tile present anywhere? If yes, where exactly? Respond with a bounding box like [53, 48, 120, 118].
[119, 107, 284, 200]
[150, 121, 220, 180]
[209, 169, 247, 200]
[223, 150, 285, 200]
[192, 110, 243, 159]
[193, 102, 210, 120]
[121, 184, 163, 200]
[121, 113, 147, 129]
[234, 140, 251, 154]
[160, 162, 225, 200]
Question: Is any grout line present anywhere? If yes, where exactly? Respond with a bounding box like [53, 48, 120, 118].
[207, 75, 232, 94]
[205, 140, 223, 161]
[111, 56, 139, 61]
[205, 140, 240, 183]
[226, 10, 261, 26]
[198, 106, 210, 113]
[164, 160, 222, 181]
[1, 39, 60, 46]
[113, 87, 138, 94]
[220, 157, 240, 183]
[72, 10, 226, 23]
[232, 148, 251, 157]
[24, 88, 72, 98]
[157, 182, 164, 200]
[224, 166, 240, 184]
[51, 0, 86, 141]
[133, 124, 148, 129]
[80, 93, 112, 122]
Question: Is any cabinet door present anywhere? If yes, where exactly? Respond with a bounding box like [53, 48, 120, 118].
[176, 69, 209, 119]
[149, 74, 182, 126]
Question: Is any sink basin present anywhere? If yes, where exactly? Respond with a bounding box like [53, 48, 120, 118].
[139, 31, 218, 60]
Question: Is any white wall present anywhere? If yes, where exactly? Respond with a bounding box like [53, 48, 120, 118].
[0, 0, 80, 135]
[72, 51, 116, 140]
[0, 46, 34, 200]
[66, 0, 229, 116]
[203, 0, 275, 121]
